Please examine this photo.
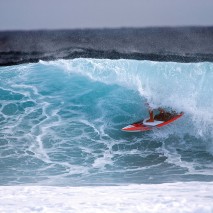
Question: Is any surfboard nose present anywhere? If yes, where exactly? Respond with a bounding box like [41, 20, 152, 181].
[121, 125, 134, 131]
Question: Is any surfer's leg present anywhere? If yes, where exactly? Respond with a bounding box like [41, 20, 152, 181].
[147, 109, 154, 122]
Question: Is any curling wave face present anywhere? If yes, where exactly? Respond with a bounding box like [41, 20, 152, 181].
[0, 58, 213, 185]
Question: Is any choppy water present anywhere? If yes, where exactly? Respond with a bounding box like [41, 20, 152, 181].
[0, 58, 213, 187]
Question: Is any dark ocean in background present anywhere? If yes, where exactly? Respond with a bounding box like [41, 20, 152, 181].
[0, 27, 213, 212]
[1, 27, 213, 66]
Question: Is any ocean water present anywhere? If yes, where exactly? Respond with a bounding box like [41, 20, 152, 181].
[1, 27, 213, 66]
[0, 58, 213, 212]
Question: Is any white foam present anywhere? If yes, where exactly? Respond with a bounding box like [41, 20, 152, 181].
[0, 182, 213, 213]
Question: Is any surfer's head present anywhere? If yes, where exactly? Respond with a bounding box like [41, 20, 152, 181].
[158, 108, 165, 114]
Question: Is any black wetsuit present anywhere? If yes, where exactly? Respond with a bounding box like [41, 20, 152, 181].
[154, 112, 173, 122]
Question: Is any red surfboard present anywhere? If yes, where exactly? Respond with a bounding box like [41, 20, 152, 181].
[122, 112, 183, 132]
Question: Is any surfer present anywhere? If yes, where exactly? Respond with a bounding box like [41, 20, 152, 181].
[147, 108, 173, 122]
[122, 105, 183, 132]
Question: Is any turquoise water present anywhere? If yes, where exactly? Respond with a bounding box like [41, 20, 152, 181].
[0, 58, 213, 185]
